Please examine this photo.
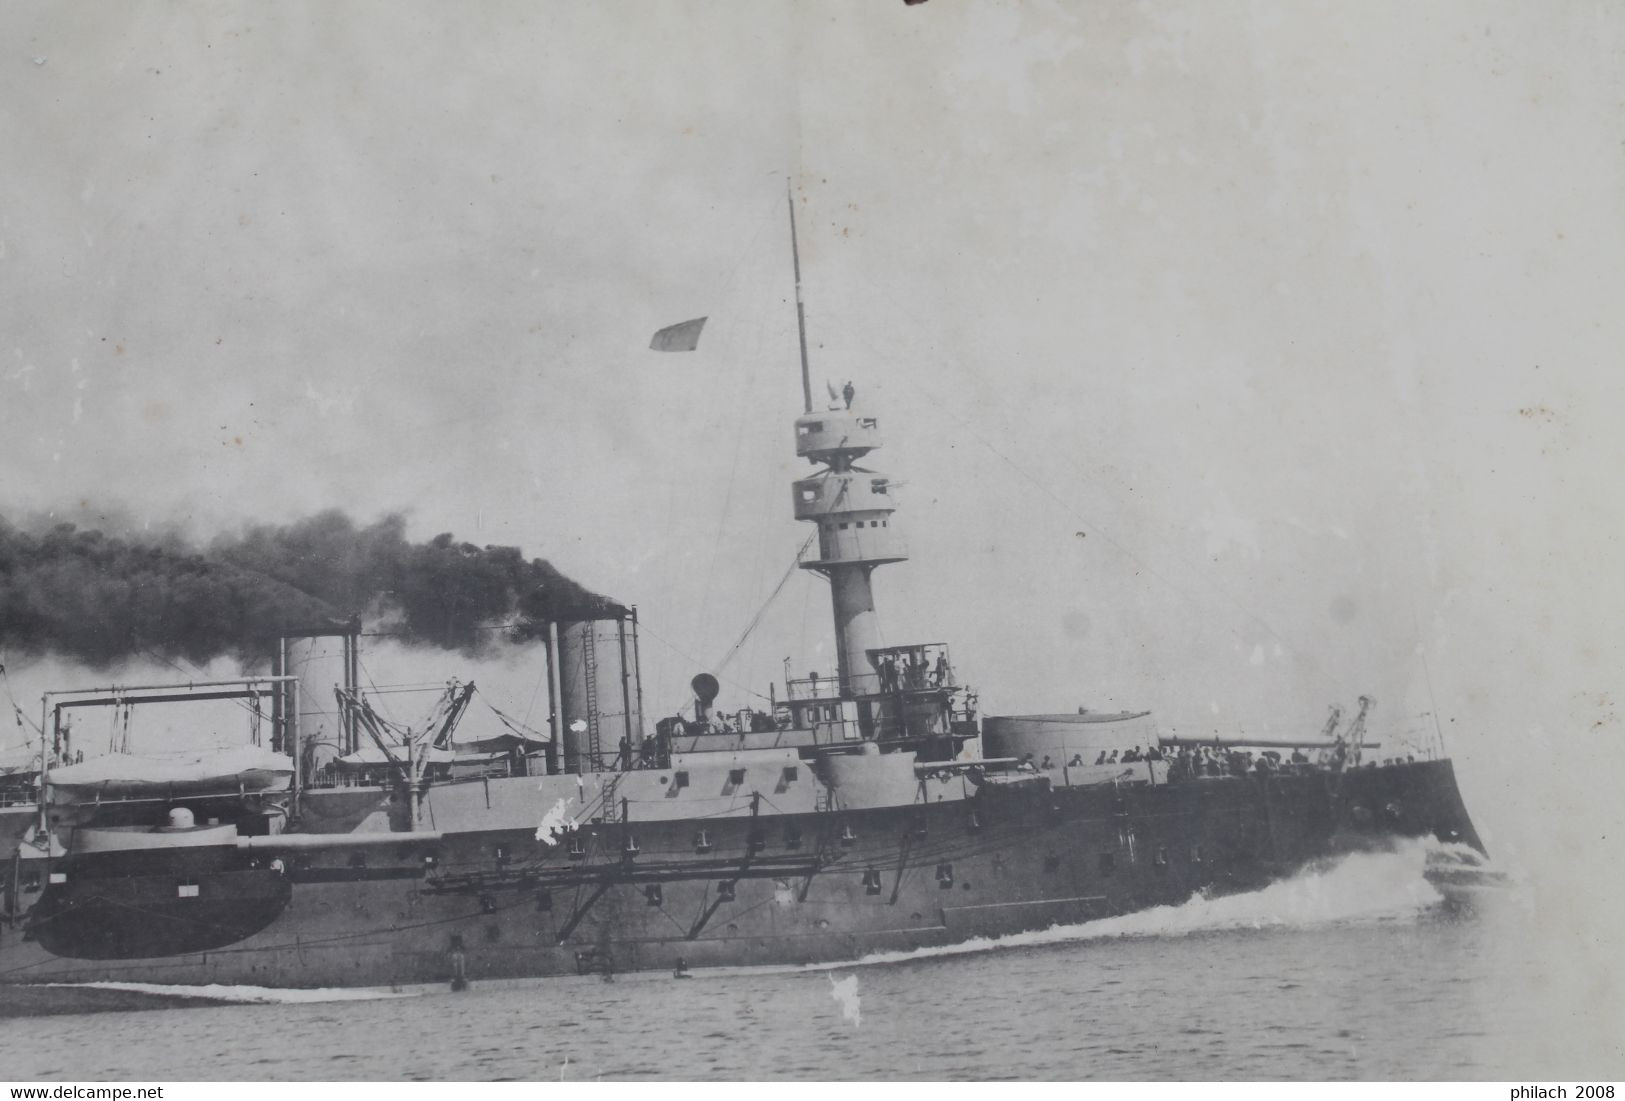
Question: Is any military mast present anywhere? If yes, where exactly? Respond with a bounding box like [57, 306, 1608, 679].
[784, 184, 909, 736]
[791, 408, 907, 700]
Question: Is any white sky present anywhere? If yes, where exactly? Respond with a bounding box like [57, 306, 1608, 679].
[3, 0, 1623, 1045]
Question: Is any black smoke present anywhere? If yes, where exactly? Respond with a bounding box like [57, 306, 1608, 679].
[0, 510, 624, 666]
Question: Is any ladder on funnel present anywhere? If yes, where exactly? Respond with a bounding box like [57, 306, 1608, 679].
[582, 625, 602, 770]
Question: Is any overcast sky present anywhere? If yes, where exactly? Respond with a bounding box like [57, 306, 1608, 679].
[3, 0, 1623, 1040]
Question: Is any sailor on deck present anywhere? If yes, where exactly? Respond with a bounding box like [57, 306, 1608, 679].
[879, 655, 898, 693]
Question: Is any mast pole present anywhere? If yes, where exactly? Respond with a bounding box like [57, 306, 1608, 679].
[288, 679, 301, 821]
[787, 178, 813, 414]
[37, 694, 49, 835]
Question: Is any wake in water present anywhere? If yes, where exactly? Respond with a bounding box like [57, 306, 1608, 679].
[51, 980, 424, 1004]
[813, 836, 1486, 972]
[43, 842, 1503, 998]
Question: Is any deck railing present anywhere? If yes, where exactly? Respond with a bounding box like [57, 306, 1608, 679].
[786, 665, 958, 702]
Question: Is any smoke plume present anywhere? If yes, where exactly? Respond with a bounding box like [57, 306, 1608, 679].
[0, 510, 623, 666]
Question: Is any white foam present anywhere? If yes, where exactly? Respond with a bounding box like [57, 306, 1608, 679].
[51, 980, 424, 1004]
[809, 837, 1461, 971]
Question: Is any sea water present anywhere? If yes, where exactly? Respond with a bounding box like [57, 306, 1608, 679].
[2, 840, 1617, 1081]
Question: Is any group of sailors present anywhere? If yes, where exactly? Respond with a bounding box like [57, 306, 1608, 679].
[874, 650, 952, 694]
[1165, 745, 1290, 780]
[1164, 744, 1418, 781]
[1091, 745, 1165, 765]
[617, 731, 672, 771]
[621, 709, 784, 769]
[1017, 743, 1422, 780]
[1021, 745, 1170, 772]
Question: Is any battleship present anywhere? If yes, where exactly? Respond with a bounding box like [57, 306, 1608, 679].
[0, 194, 1485, 991]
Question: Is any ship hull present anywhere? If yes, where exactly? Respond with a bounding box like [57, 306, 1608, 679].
[0, 760, 1480, 989]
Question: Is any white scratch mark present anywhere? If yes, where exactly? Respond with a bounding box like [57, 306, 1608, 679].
[534, 795, 577, 845]
[827, 972, 861, 1027]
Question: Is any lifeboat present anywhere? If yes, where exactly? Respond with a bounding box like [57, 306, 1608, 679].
[46, 746, 293, 803]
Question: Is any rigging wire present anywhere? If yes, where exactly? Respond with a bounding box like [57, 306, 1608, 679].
[848, 266, 1351, 702]
[712, 534, 815, 679]
[480, 695, 549, 742]
[354, 655, 398, 724]
[659, 195, 786, 691]
[1412, 605, 1449, 756]
[136, 647, 271, 721]
[797, 558, 816, 674]
[516, 626, 553, 737]
[650, 533, 817, 718]
[0, 662, 44, 747]
[636, 619, 767, 712]
[695, 321, 769, 679]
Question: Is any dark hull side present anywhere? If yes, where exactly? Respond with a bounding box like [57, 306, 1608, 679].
[0, 760, 1481, 989]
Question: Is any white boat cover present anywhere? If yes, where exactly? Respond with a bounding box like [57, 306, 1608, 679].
[47, 746, 293, 798]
